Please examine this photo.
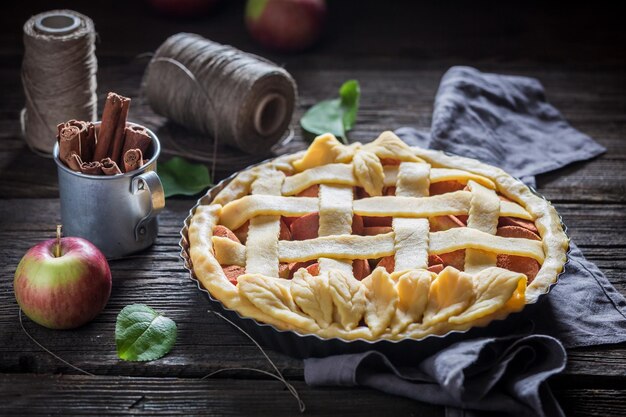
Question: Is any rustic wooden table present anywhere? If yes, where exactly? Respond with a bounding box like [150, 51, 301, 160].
[1, 1, 625, 416]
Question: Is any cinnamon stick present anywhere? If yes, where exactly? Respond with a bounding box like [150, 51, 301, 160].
[93, 93, 131, 162]
[57, 124, 80, 167]
[80, 161, 103, 175]
[123, 148, 143, 173]
[83, 122, 96, 161]
[110, 104, 130, 166]
[67, 152, 83, 172]
[122, 125, 152, 157]
[70, 119, 95, 161]
[57, 120, 96, 162]
[100, 157, 122, 175]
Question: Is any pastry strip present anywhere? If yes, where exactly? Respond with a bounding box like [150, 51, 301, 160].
[464, 180, 500, 273]
[245, 173, 285, 276]
[354, 193, 531, 220]
[214, 223, 546, 265]
[355, 192, 472, 217]
[213, 236, 246, 265]
[429, 168, 495, 189]
[392, 162, 431, 271]
[221, 196, 318, 230]
[222, 193, 532, 231]
[283, 164, 354, 195]
[384, 167, 496, 189]
[318, 184, 354, 275]
[283, 164, 495, 195]
[279, 233, 396, 262]
[189, 205, 238, 299]
[318, 184, 353, 236]
[430, 228, 545, 262]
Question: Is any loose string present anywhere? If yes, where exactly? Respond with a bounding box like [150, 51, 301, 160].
[203, 311, 306, 413]
[18, 307, 306, 413]
[19, 308, 95, 376]
[21, 10, 97, 154]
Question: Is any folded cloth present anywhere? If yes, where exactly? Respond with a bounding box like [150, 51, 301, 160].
[304, 66, 626, 416]
[396, 66, 606, 186]
[305, 335, 566, 417]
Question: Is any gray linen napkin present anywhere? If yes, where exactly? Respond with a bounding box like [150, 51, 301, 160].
[305, 335, 566, 417]
[304, 66, 626, 416]
[396, 65, 606, 186]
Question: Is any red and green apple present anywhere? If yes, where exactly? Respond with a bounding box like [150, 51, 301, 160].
[245, 0, 327, 52]
[14, 229, 111, 330]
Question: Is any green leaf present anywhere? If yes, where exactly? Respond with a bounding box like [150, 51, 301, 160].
[300, 80, 360, 144]
[158, 157, 212, 198]
[300, 98, 346, 139]
[339, 80, 360, 131]
[115, 304, 177, 362]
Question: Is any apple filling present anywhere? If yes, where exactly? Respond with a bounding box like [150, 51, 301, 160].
[213, 174, 541, 285]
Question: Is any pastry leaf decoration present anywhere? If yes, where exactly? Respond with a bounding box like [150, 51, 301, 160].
[422, 267, 474, 326]
[353, 149, 384, 196]
[291, 269, 333, 328]
[238, 274, 319, 331]
[363, 131, 421, 162]
[391, 269, 433, 334]
[292, 133, 358, 172]
[449, 267, 527, 324]
[328, 270, 367, 330]
[363, 268, 398, 337]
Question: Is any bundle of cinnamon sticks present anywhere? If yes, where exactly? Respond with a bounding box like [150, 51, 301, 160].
[57, 92, 152, 175]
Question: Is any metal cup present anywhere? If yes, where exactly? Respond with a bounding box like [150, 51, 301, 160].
[53, 122, 165, 258]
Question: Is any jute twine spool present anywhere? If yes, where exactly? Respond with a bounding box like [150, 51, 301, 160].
[143, 33, 297, 155]
[22, 10, 97, 154]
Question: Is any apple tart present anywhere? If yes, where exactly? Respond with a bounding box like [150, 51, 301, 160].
[188, 132, 568, 341]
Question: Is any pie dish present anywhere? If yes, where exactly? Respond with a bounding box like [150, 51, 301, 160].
[187, 132, 569, 342]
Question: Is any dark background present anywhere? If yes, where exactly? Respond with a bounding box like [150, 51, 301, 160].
[3, 1, 626, 64]
[1, 2, 626, 416]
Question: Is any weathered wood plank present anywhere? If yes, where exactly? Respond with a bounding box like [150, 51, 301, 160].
[556, 389, 626, 417]
[1, 374, 625, 417]
[0, 374, 442, 416]
[0, 199, 624, 380]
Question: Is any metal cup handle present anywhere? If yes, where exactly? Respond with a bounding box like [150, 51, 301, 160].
[131, 170, 165, 241]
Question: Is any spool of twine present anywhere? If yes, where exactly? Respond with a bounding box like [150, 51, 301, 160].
[22, 10, 97, 154]
[143, 33, 297, 155]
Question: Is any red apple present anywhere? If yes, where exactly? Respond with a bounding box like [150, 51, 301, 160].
[14, 231, 111, 330]
[245, 0, 327, 52]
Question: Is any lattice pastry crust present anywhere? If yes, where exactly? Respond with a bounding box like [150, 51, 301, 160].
[188, 132, 569, 340]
